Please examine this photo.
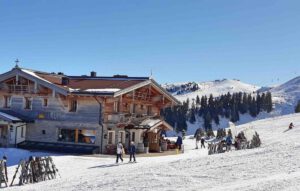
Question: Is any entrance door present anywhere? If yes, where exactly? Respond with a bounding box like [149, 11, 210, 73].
[0, 125, 8, 147]
[147, 132, 159, 152]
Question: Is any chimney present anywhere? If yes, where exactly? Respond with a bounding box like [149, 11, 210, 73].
[61, 77, 69, 85]
[90, 71, 97, 77]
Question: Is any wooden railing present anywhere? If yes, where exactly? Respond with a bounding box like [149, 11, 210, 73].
[4, 84, 35, 94]
[107, 113, 156, 124]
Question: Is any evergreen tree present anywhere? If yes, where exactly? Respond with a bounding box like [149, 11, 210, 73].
[196, 95, 200, 106]
[295, 101, 300, 113]
[203, 112, 212, 131]
[265, 92, 273, 113]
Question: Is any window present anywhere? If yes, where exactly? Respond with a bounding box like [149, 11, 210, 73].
[131, 104, 136, 114]
[21, 127, 25, 138]
[43, 98, 48, 107]
[24, 97, 32, 110]
[108, 131, 115, 145]
[42, 130, 46, 135]
[58, 128, 96, 144]
[118, 131, 125, 144]
[113, 101, 119, 113]
[131, 132, 136, 142]
[147, 105, 152, 115]
[4, 96, 11, 108]
[69, 99, 77, 112]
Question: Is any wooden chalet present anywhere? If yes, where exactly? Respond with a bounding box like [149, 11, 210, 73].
[0, 65, 180, 154]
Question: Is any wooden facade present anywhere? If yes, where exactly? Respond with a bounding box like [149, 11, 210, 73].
[0, 66, 180, 153]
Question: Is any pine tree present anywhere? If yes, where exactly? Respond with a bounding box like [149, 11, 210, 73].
[295, 101, 300, 113]
[196, 95, 200, 106]
[203, 112, 212, 131]
[265, 92, 273, 113]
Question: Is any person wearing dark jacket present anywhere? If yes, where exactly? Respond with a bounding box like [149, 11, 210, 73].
[200, 138, 205, 149]
[176, 136, 183, 150]
[129, 141, 136, 163]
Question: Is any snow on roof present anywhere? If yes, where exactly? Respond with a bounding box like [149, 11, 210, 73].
[21, 69, 53, 84]
[139, 119, 162, 127]
[0, 111, 22, 122]
[85, 88, 121, 93]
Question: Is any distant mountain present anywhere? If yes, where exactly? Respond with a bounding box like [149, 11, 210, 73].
[270, 76, 300, 114]
[163, 79, 260, 103]
[163, 78, 300, 136]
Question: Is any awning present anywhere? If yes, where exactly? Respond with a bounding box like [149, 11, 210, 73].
[117, 118, 173, 132]
[0, 110, 35, 123]
[0, 111, 23, 123]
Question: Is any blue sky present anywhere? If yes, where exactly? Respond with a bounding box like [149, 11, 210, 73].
[0, 0, 299, 86]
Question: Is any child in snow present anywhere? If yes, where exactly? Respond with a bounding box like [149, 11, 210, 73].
[116, 142, 124, 163]
[129, 141, 136, 163]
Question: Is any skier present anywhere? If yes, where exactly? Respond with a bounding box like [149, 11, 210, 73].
[200, 137, 206, 149]
[176, 136, 183, 150]
[194, 129, 201, 149]
[116, 142, 124, 164]
[289, 123, 294, 130]
[129, 141, 136, 163]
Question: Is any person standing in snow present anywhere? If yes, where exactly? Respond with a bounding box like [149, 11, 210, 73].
[226, 136, 232, 151]
[116, 142, 124, 163]
[129, 141, 136, 163]
[200, 137, 206, 149]
[194, 130, 201, 149]
[176, 136, 183, 150]
[289, 123, 294, 130]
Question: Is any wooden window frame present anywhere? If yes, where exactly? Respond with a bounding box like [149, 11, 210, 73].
[24, 97, 32, 110]
[43, 98, 48, 107]
[108, 131, 115, 145]
[4, 95, 11, 108]
[69, 99, 78, 112]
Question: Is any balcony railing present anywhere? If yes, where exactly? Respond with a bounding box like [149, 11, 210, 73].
[107, 113, 156, 124]
[3, 85, 35, 94]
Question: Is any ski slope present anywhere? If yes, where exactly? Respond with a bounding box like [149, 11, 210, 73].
[164, 79, 260, 103]
[4, 113, 300, 191]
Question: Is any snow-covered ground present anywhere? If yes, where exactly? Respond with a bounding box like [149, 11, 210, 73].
[4, 113, 300, 191]
[164, 79, 260, 103]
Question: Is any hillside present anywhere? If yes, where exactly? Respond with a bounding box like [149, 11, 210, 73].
[163, 79, 260, 103]
[5, 113, 300, 191]
[270, 76, 300, 114]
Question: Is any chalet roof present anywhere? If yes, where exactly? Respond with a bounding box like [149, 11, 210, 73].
[20, 68, 150, 93]
[0, 67, 180, 104]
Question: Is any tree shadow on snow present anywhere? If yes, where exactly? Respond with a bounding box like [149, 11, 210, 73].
[88, 163, 132, 169]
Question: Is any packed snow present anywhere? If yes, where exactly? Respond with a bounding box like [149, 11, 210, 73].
[3, 113, 300, 191]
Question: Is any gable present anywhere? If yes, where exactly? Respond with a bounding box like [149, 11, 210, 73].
[0, 68, 68, 96]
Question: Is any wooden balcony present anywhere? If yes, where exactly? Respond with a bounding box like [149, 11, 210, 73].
[0, 84, 35, 94]
[106, 113, 155, 124]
